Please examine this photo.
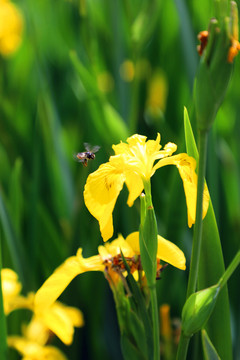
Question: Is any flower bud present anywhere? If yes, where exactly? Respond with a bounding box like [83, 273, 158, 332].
[194, 2, 239, 132]
[181, 285, 220, 337]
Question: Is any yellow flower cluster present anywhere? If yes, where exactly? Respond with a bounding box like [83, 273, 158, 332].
[1, 268, 84, 359]
[0, 0, 23, 56]
[32, 133, 209, 358]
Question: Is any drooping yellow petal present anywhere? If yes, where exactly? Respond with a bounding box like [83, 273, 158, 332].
[22, 317, 50, 346]
[125, 231, 141, 254]
[126, 231, 186, 270]
[37, 346, 68, 360]
[34, 255, 84, 310]
[62, 305, 84, 327]
[8, 337, 42, 357]
[125, 170, 144, 207]
[157, 236, 186, 270]
[177, 157, 209, 227]
[35, 250, 105, 310]
[8, 336, 68, 360]
[40, 305, 76, 345]
[154, 153, 209, 227]
[84, 161, 125, 241]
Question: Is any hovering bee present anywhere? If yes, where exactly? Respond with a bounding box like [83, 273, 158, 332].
[73, 143, 100, 167]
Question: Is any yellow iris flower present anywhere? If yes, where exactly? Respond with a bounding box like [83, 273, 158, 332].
[1, 269, 84, 347]
[84, 133, 209, 242]
[8, 338, 68, 360]
[35, 232, 186, 310]
[8, 317, 68, 360]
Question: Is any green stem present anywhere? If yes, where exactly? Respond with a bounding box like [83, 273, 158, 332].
[218, 251, 240, 289]
[177, 130, 208, 360]
[143, 180, 153, 209]
[141, 181, 160, 360]
[150, 285, 160, 360]
[0, 240, 8, 360]
[176, 335, 190, 360]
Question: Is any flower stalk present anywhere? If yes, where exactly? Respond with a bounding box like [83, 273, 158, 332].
[218, 251, 240, 289]
[150, 287, 160, 360]
[139, 183, 159, 360]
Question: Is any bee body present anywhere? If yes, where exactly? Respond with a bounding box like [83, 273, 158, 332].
[73, 144, 100, 167]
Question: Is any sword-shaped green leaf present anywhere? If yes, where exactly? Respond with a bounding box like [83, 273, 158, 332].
[183, 107, 232, 360]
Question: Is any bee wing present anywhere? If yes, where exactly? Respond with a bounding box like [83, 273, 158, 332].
[84, 143, 100, 153]
[73, 153, 85, 163]
[91, 145, 101, 153]
[83, 143, 91, 151]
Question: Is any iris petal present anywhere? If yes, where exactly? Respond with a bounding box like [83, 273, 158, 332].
[154, 153, 209, 226]
[125, 171, 144, 207]
[126, 232, 186, 270]
[157, 236, 186, 270]
[105, 235, 135, 258]
[41, 309, 74, 345]
[84, 162, 125, 241]
[35, 256, 84, 310]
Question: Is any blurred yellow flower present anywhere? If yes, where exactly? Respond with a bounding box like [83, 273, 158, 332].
[84, 133, 209, 241]
[0, 0, 23, 56]
[119, 60, 135, 82]
[34, 300, 84, 345]
[35, 232, 186, 310]
[146, 70, 168, 117]
[8, 317, 68, 360]
[1, 269, 84, 346]
[97, 71, 114, 93]
[1, 268, 22, 314]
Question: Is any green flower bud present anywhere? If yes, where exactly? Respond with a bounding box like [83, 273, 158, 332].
[181, 285, 220, 337]
[139, 190, 158, 287]
[194, 1, 239, 132]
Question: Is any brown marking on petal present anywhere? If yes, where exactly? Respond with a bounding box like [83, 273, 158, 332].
[104, 177, 112, 191]
[181, 167, 193, 183]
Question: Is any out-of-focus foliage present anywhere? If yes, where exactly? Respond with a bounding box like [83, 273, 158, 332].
[0, 0, 239, 359]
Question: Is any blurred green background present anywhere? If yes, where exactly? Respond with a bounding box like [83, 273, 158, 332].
[1, 0, 240, 359]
